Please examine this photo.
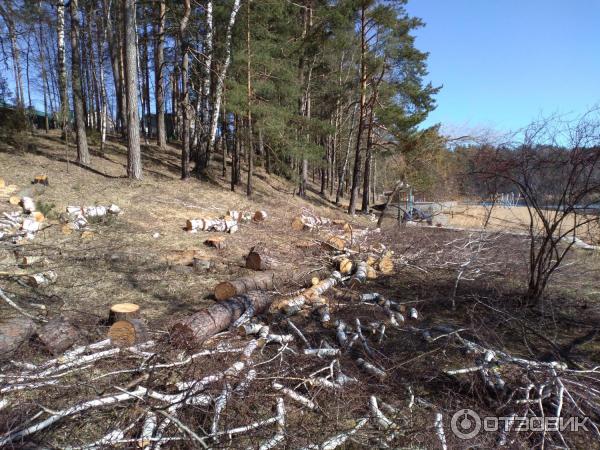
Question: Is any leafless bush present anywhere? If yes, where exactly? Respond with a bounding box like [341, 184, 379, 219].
[477, 109, 600, 305]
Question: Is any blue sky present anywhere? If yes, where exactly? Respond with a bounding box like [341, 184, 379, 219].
[406, 0, 600, 133]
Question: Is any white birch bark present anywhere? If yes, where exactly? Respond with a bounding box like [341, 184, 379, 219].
[207, 0, 241, 152]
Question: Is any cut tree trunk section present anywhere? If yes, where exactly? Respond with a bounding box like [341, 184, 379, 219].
[108, 303, 140, 325]
[170, 291, 271, 346]
[36, 317, 79, 355]
[0, 317, 36, 357]
[108, 319, 149, 347]
[214, 272, 274, 301]
[245, 244, 275, 271]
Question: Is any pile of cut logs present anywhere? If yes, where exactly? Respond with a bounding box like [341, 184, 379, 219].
[185, 209, 268, 235]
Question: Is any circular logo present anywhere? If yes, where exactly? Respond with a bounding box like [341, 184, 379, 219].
[451, 409, 481, 440]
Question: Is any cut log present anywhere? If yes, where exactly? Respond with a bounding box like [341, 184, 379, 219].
[339, 258, 353, 275]
[349, 262, 368, 288]
[36, 317, 79, 355]
[186, 217, 238, 233]
[33, 175, 49, 186]
[343, 223, 353, 236]
[32, 211, 45, 222]
[21, 218, 41, 233]
[19, 255, 49, 267]
[0, 317, 36, 357]
[108, 319, 149, 347]
[108, 303, 141, 325]
[291, 215, 331, 232]
[366, 266, 377, 280]
[205, 237, 226, 249]
[214, 272, 275, 301]
[83, 206, 107, 217]
[227, 210, 241, 221]
[253, 210, 268, 222]
[378, 256, 394, 275]
[245, 244, 275, 271]
[291, 216, 307, 231]
[307, 271, 341, 299]
[25, 270, 57, 287]
[20, 197, 36, 213]
[9, 196, 20, 206]
[269, 271, 341, 314]
[170, 291, 272, 346]
[324, 236, 346, 251]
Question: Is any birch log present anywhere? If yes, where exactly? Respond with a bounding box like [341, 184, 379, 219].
[214, 272, 274, 301]
[170, 291, 272, 346]
[349, 262, 368, 288]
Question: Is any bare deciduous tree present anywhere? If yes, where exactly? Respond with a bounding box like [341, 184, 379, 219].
[480, 110, 600, 305]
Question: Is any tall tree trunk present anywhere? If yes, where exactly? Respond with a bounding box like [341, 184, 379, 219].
[348, 4, 367, 215]
[197, 0, 213, 173]
[297, 3, 312, 198]
[143, 23, 151, 139]
[221, 95, 228, 177]
[124, 0, 142, 179]
[154, 0, 166, 148]
[207, 0, 241, 162]
[0, 3, 24, 108]
[36, 18, 50, 132]
[246, 0, 253, 197]
[106, 0, 125, 133]
[337, 103, 357, 205]
[231, 114, 239, 192]
[70, 0, 90, 165]
[95, 4, 109, 152]
[179, 0, 191, 179]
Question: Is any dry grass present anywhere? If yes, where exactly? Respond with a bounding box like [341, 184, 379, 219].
[445, 204, 600, 243]
[0, 130, 369, 331]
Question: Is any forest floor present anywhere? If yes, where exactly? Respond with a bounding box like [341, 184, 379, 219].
[1, 130, 600, 449]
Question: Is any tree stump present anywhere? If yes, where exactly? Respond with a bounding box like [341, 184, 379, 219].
[214, 272, 275, 301]
[253, 210, 268, 222]
[36, 317, 79, 355]
[108, 303, 140, 325]
[0, 317, 36, 357]
[245, 244, 275, 271]
[33, 175, 49, 186]
[108, 319, 149, 347]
